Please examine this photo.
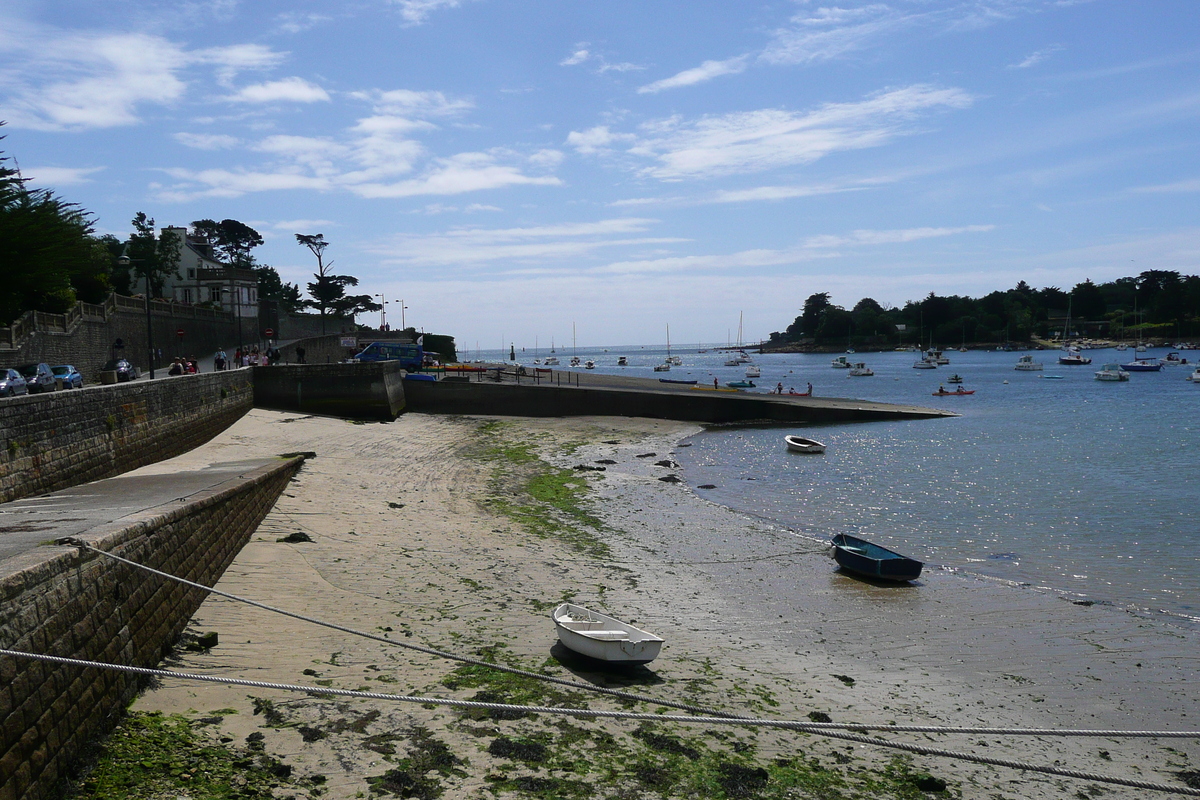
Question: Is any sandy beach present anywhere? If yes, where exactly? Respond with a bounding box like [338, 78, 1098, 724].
[117, 408, 1199, 799]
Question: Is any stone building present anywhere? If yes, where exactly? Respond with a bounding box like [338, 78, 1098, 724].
[159, 226, 258, 323]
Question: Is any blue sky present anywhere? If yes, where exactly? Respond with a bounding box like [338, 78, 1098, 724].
[2, 0, 1197, 348]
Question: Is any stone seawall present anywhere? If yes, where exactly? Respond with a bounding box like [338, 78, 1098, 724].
[0, 456, 303, 800]
[252, 362, 406, 420]
[0, 371, 254, 504]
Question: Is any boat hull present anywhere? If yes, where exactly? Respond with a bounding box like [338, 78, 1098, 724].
[830, 534, 923, 582]
[784, 435, 825, 454]
[552, 604, 663, 664]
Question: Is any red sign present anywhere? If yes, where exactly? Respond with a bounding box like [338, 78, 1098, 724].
[264, 328, 275, 337]
[176, 328, 185, 338]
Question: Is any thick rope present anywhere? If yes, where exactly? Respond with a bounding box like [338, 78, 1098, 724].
[4, 649, 1198, 796]
[60, 539, 741, 719]
[62, 540, 1200, 738]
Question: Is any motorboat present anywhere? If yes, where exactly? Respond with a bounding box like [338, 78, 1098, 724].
[668, 356, 683, 366]
[830, 533, 922, 582]
[1094, 363, 1130, 381]
[552, 604, 663, 665]
[1058, 347, 1092, 365]
[831, 356, 851, 368]
[912, 358, 937, 369]
[745, 365, 761, 378]
[784, 434, 826, 454]
[1188, 368, 1200, 382]
[847, 362, 874, 376]
[926, 349, 950, 365]
[1014, 354, 1043, 371]
[570, 356, 581, 367]
[616, 356, 627, 367]
[724, 359, 743, 367]
[946, 374, 964, 384]
[1121, 358, 1163, 372]
[726, 380, 755, 389]
[584, 360, 596, 369]
[653, 362, 671, 372]
[543, 356, 559, 365]
[1164, 352, 1187, 366]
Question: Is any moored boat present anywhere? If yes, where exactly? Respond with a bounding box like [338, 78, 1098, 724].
[1059, 347, 1092, 365]
[584, 360, 596, 369]
[658, 378, 697, 385]
[653, 362, 671, 372]
[745, 364, 761, 378]
[1014, 354, 1043, 371]
[616, 356, 627, 366]
[912, 358, 937, 369]
[1094, 363, 1130, 382]
[726, 380, 755, 388]
[933, 387, 974, 396]
[946, 374, 964, 384]
[1188, 368, 1200, 382]
[552, 603, 663, 665]
[784, 434, 825, 453]
[847, 362, 874, 376]
[1121, 358, 1163, 372]
[543, 356, 560, 365]
[831, 534, 923, 581]
[831, 356, 851, 369]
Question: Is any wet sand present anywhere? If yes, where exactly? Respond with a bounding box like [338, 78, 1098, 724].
[129, 409, 1199, 798]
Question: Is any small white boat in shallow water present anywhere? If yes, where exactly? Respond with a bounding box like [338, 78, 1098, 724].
[784, 434, 826, 454]
[552, 604, 663, 664]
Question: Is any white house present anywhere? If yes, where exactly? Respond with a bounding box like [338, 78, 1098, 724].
[159, 226, 258, 320]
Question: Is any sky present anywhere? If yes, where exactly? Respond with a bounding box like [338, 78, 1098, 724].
[1, 0, 1197, 348]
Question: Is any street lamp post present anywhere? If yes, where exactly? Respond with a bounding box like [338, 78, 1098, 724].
[117, 247, 155, 379]
[374, 293, 386, 330]
[400, 299, 407, 331]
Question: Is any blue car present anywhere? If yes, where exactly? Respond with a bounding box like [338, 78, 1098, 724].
[51, 364, 84, 389]
[16, 363, 56, 393]
[0, 368, 28, 397]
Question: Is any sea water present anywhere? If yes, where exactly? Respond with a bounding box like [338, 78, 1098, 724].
[474, 345, 1200, 623]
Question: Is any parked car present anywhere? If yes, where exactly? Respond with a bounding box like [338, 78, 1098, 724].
[16, 363, 56, 393]
[51, 364, 84, 389]
[0, 368, 28, 397]
[100, 358, 139, 382]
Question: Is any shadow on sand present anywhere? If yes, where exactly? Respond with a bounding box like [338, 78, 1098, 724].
[549, 641, 665, 688]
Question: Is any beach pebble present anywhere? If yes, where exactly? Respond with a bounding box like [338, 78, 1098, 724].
[635, 452, 657, 458]
[658, 475, 681, 483]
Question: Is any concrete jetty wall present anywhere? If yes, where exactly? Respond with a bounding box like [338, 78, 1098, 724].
[402, 378, 952, 424]
[251, 362, 406, 420]
[0, 371, 254, 505]
[0, 456, 303, 800]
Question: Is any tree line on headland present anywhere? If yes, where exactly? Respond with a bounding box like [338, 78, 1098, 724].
[767, 273, 1200, 352]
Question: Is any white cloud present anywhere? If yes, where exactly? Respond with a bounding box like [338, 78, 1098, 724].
[21, 165, 105, 186]
[175, 132, 240, 149]
[565, 125, 638, 155]
[618, 85, 973, 180]
[802, 225, 995, 249]
[637, 56, 749, 94]
[351, 88, 473, 117]
[465, 203, 502, 212]
[528, 149, 565, 169]
[225, 77, 330, 104]
[350, 151, 562, 198]
[1130, 178, 1200, 193]
[157, 167, 332, 200]
[275, 12, 333, 34]
[0, 22, 288, 131]
[392, 0, 462, 26]
[561, 46, 590, 66]
[365, 218, 676, 267]
[1009, 46, 1063, 69]
[707, 184, 863, 203]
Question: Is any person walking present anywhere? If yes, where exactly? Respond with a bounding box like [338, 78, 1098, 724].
[215, 348, 227, 371]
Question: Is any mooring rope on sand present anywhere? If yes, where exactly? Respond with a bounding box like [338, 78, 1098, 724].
[4, 649, 1199, 796]
[30, 540, 1200, 795]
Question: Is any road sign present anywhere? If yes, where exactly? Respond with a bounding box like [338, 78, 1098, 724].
[176, 328, 185, 338]
[264, 328, 275, 337]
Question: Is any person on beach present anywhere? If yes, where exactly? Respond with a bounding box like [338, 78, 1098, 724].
[776, 382, 783, 394]
[713, 377, 719, 389]
[807, 382, 812, 395]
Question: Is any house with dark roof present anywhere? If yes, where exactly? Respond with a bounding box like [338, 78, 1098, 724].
[159, 226, 258, 323]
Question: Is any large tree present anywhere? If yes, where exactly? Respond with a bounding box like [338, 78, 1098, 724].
[125, 212, 181, 298]
[295, 233, 380, 333]
[0, 130, 112, 323]
[192, 218, 264, 267]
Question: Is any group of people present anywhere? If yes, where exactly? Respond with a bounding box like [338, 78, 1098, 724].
[167, 357, 200, 375]
[212, 346, 282, 371]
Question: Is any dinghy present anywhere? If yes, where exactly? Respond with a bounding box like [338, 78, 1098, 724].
[830, 533, 923, 582]
[552, 604, 663, 664]
[784, 435, 826, 454]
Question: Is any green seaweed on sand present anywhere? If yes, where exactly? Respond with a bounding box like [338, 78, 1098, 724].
[66, 711, 307, 800]
[477, 426, 609, 558]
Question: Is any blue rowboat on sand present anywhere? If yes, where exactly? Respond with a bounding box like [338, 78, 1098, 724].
[830, 533, 923, 582]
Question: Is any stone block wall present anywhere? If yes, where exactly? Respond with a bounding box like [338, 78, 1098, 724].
[0, 456, 303, 800]
[252, 361, 406, 420]
[0, 371, 253, 504]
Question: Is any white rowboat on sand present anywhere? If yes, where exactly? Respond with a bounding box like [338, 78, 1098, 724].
[784, 435, 826, 454]
[552, 603, 664, 664]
